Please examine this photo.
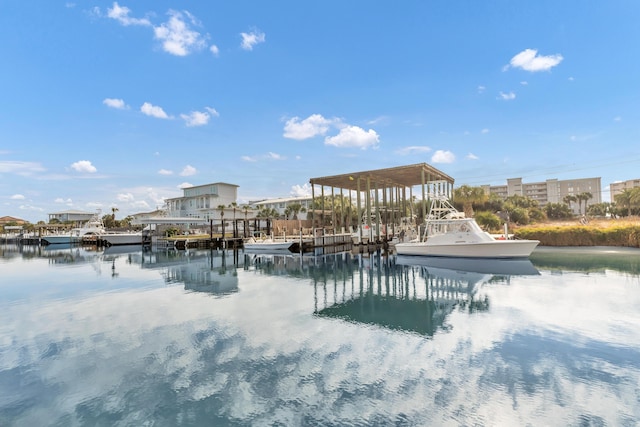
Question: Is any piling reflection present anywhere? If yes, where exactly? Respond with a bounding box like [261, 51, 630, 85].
[244, 250, 539, 336]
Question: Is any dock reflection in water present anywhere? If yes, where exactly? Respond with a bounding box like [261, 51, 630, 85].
[245, 251, 539, 337]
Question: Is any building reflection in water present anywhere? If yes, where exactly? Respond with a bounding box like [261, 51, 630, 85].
[136, 248, 241, 295]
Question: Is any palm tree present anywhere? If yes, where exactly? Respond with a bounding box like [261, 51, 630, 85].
[453, 185, 487, 217]
[229, 202, 238, 222]
[283, 206, 292, 220]
[616, 187, 640, 216]
[111, 207, 119, 221]
[631, 188, 640, 215]
[241, 204, 252, 237]
[217, 204, 226, 238]
[614, 190, 632, 216]
[576, 192, 593, 215]
[229, 202, 238, 237]
[563, 195, 577, 214]
[287, 203, 306, 220]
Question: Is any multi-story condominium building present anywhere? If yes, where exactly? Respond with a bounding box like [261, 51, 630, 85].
[165, 182, 240, 219]
[481, 177, 602, 214]
[610, 178, 640, 199]
[251, 196, 313, 220]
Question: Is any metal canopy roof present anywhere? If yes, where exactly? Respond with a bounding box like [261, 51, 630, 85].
[309, 163, 454, 192]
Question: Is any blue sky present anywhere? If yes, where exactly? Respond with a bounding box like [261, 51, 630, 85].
[2, 1, 639, 222]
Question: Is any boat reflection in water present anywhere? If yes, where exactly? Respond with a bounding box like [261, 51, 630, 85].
[246, 250, 539, 337]
[394, 254, 540, 276]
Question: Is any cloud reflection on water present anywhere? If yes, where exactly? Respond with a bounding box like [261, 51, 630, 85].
[0, 247, 639, 425]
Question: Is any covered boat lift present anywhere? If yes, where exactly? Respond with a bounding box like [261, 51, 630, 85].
[309, 163, 455, 245]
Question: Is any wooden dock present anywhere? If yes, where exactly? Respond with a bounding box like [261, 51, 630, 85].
[150, 228, 390, 253]
[3, 228, 391, 254]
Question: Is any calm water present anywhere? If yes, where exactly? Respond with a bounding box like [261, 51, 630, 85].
[1, 244, 639, 426]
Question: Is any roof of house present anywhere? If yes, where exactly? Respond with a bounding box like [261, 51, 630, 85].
[0, 215, 27, 224]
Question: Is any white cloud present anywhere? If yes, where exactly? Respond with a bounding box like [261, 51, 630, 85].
[614, 116, 622, 122]
[498, 91, 516, 101]
[431, 150, 455, 164]
[477, 85, 486, 94]
[283, 114, 335, 140]
[10, 194, 25, 200]
[240, 29, 265, 51]
[324, 126, 380, 150]
[18, 204, 43, 212]
[366, 116, 389, 125]
[154, 10, 207, 56]
[569, 133, 599, 142]
[180, 107, 218, 127]
[290, 183, 312, 197]
[178, 182, 193, 189]
[520, 81, 528, 85]
[466, 153, 479, 160]
[132, 200, 150, 209]
[0, 161, 45, 175]
[396, 146, 431, 155]
[117, 193, 135, 202]
[210, 45, 219, 56]
[103, 98, 128, 109]
[506, 48, 563, 72]
[158, 169, 173, 175]
[140, 102, 170, 119]
[481, 128, 490, 134]
[107, 2, 151, 26]
[180, 165, 197, 176]
[70, 160, 97, 173]
[54, 198, 73, 204]
[181, 111, 209, 127]
[267, 152, 284, 160]
[241, 156, 257, 162]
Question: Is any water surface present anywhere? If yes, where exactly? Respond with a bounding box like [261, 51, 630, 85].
[1, 244, 639, 426]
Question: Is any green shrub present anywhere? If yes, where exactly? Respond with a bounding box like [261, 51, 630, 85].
[474, 211, 501, 231]
[515, 225, 640, 247]
[510, 207, 530, 225]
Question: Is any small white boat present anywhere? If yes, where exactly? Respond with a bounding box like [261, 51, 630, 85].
[244, 233, 295, 251]
[100, 232, 143, 246]
[394, 196, 539, 259]
[42, 211, 106, 245]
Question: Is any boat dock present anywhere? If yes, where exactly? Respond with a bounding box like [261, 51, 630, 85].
[150, 228, 374, 252]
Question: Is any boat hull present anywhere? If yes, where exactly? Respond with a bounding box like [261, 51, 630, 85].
[244, 241, 294, 251]
[100, 234, 143, 246]
[42, 235, 79, 245]
[394, 240, 539, 259]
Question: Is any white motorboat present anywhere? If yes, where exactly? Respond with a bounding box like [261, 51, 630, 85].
[244, 233, 295, 251]
[394, 196, 539, 259]
[42, 211, 106, 245]
[100, 232, 143, 246]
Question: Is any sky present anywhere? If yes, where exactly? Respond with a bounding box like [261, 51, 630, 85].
[2, 1, 639, 223]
